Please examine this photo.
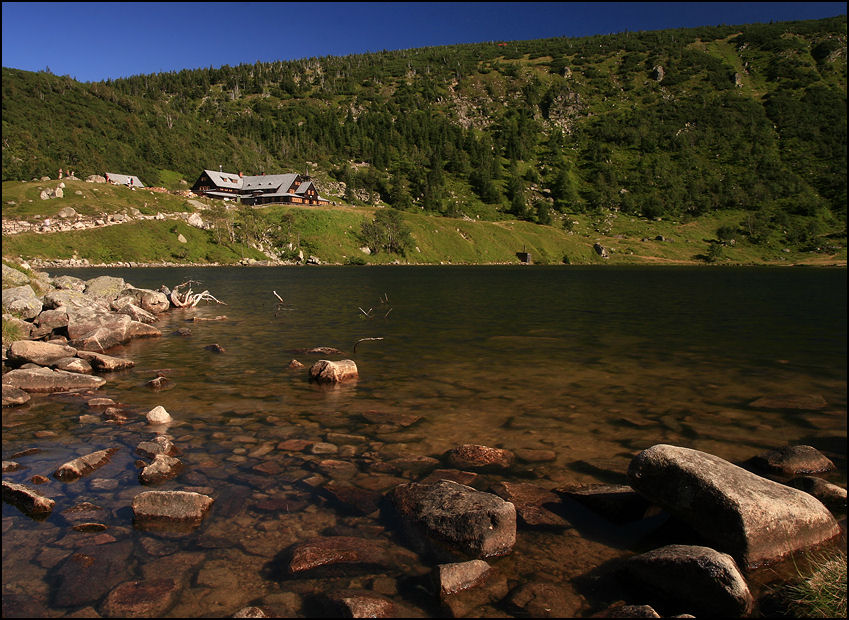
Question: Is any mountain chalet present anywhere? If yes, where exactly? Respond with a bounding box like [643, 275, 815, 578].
[191, 169, 329, 206]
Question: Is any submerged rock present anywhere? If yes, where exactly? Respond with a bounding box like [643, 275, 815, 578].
[2, 384, 31, 407]
[628, 444, 840, 568]
[99, 578, 178, 617]
[139, 454, 184, 485]
[285, 536, 396, 575]
[555, 483, 652, 523]
[748, 394, 827, 410]
[390, 479, 517, 561]
[445, 444, 515, 471]
[54, 448, 119, 481]
[2, 480, 55, 517]
[309, 359, 358, 383]
[132, 490, 214, 531]
[2, 366, 106, 392]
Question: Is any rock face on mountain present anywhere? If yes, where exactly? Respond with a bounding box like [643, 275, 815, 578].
[627, 444, 840, 568]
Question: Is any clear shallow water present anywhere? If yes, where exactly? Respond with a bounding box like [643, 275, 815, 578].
[3, 266, 846, 616]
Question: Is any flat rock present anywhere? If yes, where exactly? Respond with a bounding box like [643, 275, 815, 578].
[132, 491, 214, 531]
[99, 578, 178, 617]
[786, 476, 847, 513]
[2, 384, 31, 407]
[445, 444, 515, 470]
[749, 445, 836, 475]
[506, 581, 583, 618]
[285, 536, 395, 575]
[317, 589, 396, 618]
[555, 483, 652, 522]
[53, 356, 93, 374]
[76, 350, 136, 371]
[620, 544, 753, 617]
[54, 448, 119, 481]
[2, 480, 55, 517]
[390, 479, 517, 561]
[628, 444, 841, 568]
[749, 394, 828, 410]
[136, 436, 179, 458]
[7, 339, 77, 366]
[2, 366, 106, 392]
[435, 559, 492, 597]
[309, 359, 358, 383]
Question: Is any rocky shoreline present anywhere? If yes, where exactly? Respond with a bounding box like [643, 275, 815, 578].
[2, 261, 847, 617]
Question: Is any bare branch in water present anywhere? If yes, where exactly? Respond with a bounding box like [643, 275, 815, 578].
[354, 337, 384, 353]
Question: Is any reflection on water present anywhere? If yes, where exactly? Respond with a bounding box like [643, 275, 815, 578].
[2, 266, 846, 616]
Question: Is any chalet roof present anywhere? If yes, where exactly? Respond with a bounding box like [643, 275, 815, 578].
[105, 173, 144, 187]
[294, 180, 314, 194]
[204, 169, 243, 189]
[241, 173, 299, 192]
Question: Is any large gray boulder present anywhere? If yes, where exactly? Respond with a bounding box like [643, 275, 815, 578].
[51, 274, 87, 291]
[114, 287, 170, 314]
[389, 479, 517, 561]
[132, 490, 214, 532]
[54, 448, 119, 481]
[2, 263, 31, 287]
[2, 285, 42, 319]
[2, 367, 106, 392]
[42, 289, 105, 313]
[621, 544, 752, 617]
[68, 313, 160, 352]
[7, 340, 78, 367]
[628, 444, 841, 569]
[84, 276, 129, 301]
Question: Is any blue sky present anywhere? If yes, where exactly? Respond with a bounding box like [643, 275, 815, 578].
[2, 2, 846, 83]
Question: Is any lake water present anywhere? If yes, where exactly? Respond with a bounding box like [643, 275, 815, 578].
[2, 266, 846, 617]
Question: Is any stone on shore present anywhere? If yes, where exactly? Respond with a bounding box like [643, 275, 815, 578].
[309, 359, 358, 383]
[750, 445, 836, 476]
[2, 384, 31, 407]
[132, 491, 214, 531]
[445, 444, 515, 471]
[114, 287, 171, 314]
[627, 444, 841, 568]
[54, 448, 119, 481]
[53, 356, 93, 374]
[83, 276, 128, 301]
[7, 339, 77, 366]
[147, 405, 172, 424]
[390, 479, 517, 561]
[68, 313, 161, 352]
[2, 480, 55, 517]
[2, 367, 106, 392]
[620, 544, 753, 617]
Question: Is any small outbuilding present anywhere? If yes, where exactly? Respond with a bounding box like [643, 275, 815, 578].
[105, 173, 145, 188]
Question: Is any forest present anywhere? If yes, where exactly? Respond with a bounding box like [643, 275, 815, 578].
[2, 15, 846, 248]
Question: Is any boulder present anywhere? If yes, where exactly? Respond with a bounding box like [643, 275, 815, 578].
[309, 359, 358, 383]
[621, 544, 753, 617]
[434, 560, 509, 617]
[435, 559, 492, 597]
[389, 479, 517, 560]
[750, 445, 836, 476]
[43, 288, 106, 313]
[69, 313, 160, 352]
[84, 276, 128, 301]
[446, 444, 515, 470]
[555, 483, 652, 522]
[7, 340, 78, 366]
[139, 454, 183, 485]
[2, 480, 55, 517]
[2, 314, 33, 339]
[136, 436, 179, 459]
[58, 206, 76, 218]
[316, 590, 396, 618]
[113, 301, 158, 324]
[146, 405, 172, 424]
[2, 284, 42, 319]
[2, 384, 31, 407]
[132, 491, 214, 531]
[86, 174, 106, 183]
[490, 481, 568, 528]
[51, 275, 87, 291]
[115, 287, 171, 314]
[627, 444, 841, 568]
[593, 242, 609, 258]
[34, 307, 70, 330]
[54, 448, 119, 481]
[2, 367, 106, 392]
[786, 476, 847, 513]
[2, 263, 31, 287]
[186, 212, 204, 228]
[53, 356, 93, 374]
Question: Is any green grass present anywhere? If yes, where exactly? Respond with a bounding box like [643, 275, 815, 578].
[776, 548, 847, 618]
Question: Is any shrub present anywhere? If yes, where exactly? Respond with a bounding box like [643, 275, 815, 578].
[776, 548, 847, 618]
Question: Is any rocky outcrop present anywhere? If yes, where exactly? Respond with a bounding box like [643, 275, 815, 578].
[627, 444, 841, 568]
[620, 544, 753, 617]
[389, 479, 517, 560]
[309, 359, 359, 383]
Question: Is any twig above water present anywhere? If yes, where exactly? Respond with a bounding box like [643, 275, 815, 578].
[353, 337, 384, 353]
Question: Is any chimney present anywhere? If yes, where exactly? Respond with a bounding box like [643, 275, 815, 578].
[219, 165, 222, 172]
[239, 171, 243, 177]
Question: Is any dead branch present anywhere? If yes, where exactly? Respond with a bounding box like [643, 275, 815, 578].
[358, 306, 374, 318]
[272, 290, 285, 304]
[353, 337, 384, 353]
[169, 281, 226, 307]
